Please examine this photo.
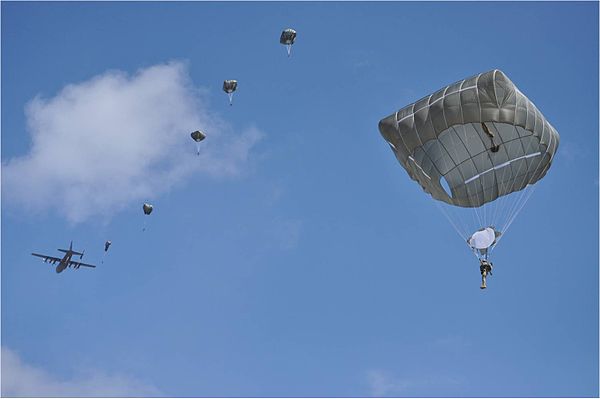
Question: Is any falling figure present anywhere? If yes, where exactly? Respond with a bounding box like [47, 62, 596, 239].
[479, 259, 493, 289]
[102, 240, 111, 264]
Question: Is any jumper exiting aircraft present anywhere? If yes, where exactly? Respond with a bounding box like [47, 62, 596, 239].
[31, 241, 96, 273]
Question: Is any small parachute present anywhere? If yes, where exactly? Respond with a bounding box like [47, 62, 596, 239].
[190, 130, 206, 155]
[280, 28, 297, 57]
[142, 203, 153, 231]
[191, 130, 206, 142]
[102, 240, 112, 263]
[143, 203, 153, 215]
[223, 80, 238, 105]
[467, 227, 501, 259]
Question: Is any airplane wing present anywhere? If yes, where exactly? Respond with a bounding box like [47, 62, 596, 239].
[31, 253, 62, 264]
[69, 260, 96, 269]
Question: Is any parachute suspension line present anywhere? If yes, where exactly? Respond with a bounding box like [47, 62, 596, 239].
[492, 185, 533, 252]
[456, 207, 472, 243]
[499, 100, 535, 230]
[435, 201, 468, 241]
[286, 44, 292, 57]
[488, 127, 520, 230]
[507, 168, 546, 232]
[493, 186, 537, 252]
[502, 184, 538, 236]
[501, 130, 552, 236]
[453, 190, 472, 241]
[227, 93, 234, 106]
[494, 131, 554, 251]
[500, 144, 552, 240]
[507, 122, 552, 226]
[502, 157, 531, 231]
[492, 147, 516, 229]
[496, 137, 532, 233]
[500, 178, 530, 234]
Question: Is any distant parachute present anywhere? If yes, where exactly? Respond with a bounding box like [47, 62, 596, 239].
[143, 203, 153, 215]
[280, 28, 297, 57]
[102, 240, 112, 264]
[223, 80, 238, 105]
[142, 203, 153, 231]
[378, 69, 559, 260]
[190, 130, 206, 155]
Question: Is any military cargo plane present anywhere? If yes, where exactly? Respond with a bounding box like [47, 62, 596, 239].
[31, 241, 96, 273]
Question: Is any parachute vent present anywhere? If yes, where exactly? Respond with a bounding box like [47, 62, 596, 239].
[440, 177, 453, 199]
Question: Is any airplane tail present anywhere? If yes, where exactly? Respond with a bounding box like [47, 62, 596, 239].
[58, 241, 83, 256]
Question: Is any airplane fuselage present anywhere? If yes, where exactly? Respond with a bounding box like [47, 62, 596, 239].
[55, 252, 73, 273]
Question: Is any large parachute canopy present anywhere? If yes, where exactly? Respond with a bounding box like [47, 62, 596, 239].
[223, 80, 238, 105]
[280, 28, 297, 57]
[104, 240, 112, 252]
[378, 69, 559, 259]
[190, 130, 206, 155]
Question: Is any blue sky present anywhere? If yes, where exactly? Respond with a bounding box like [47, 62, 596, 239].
[1, 1, 598, 397]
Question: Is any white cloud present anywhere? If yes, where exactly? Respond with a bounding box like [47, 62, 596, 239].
[1, 347, 160, 397]
[366, 368, 464, 397]
[366, 369, 410, 397]
[2, 61, 263, 223]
